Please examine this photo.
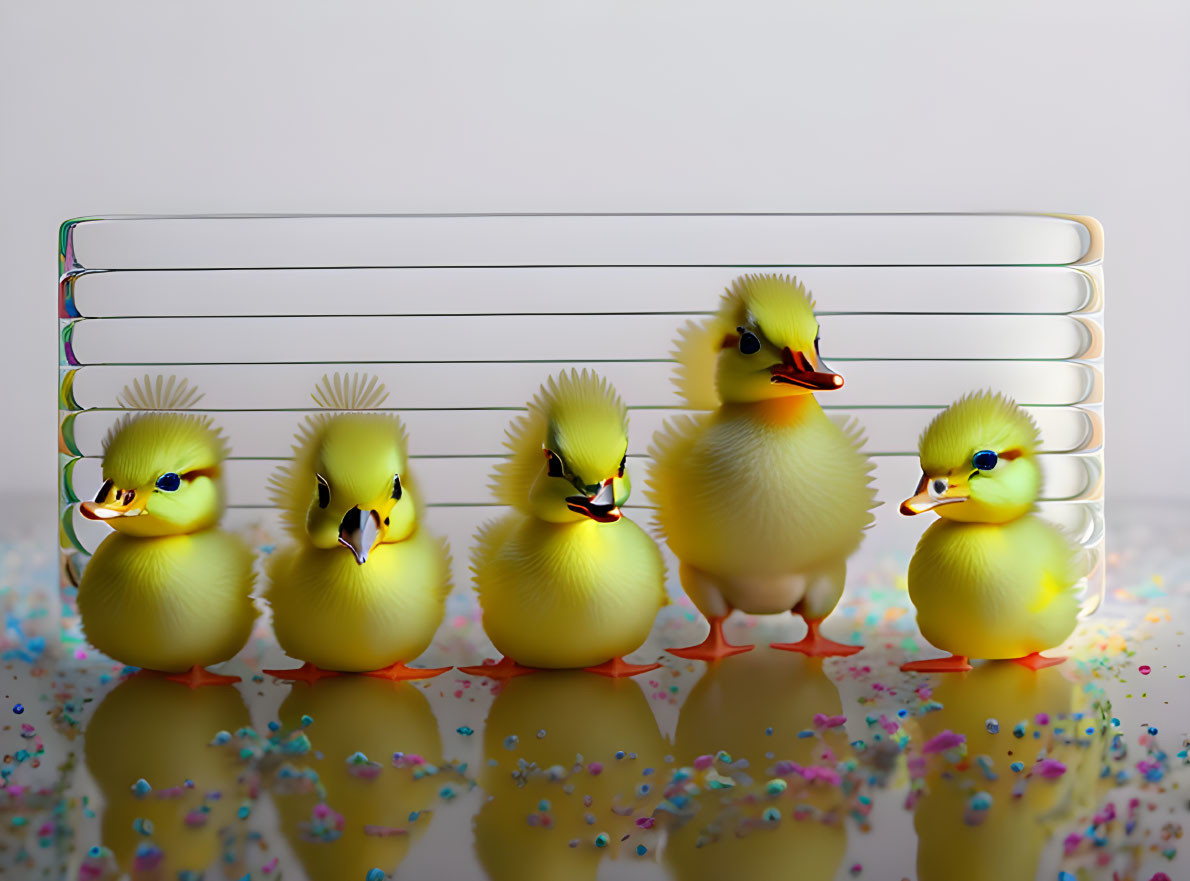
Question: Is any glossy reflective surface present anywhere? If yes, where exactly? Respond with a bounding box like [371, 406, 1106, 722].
[3, 502, 1185, 881]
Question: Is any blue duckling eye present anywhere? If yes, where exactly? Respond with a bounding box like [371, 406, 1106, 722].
[155, 472, 182, 492]
[972, 450, 999, 472]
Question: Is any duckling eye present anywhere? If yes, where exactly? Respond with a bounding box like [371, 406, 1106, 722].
[544, 449, 566, 479]
[738, 330, 761, 355]
[928, 479, 948, 500]
[392, 473, 402, 501]
[972, 450, 999, 472]
[155, 472, 181, 492]
[95, 478, 114, 503]
[316, 474, 331, 509]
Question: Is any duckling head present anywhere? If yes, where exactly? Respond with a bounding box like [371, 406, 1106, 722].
[901, 391, 1041, 524]
[496, 369, 630, 524]
[712, 274, 843, 405]
[80, 412, 227, 537]
[299, 413, 415, 563]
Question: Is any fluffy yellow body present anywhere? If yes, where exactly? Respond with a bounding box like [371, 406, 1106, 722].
[908, 514, 1081, 660]
[78, 528, 256, 673]
[651, 396, 875, 619]
[265, 529, 449, 672]
[473, 513, 666, 669]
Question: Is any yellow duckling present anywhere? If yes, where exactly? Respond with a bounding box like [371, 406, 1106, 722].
[473, 671, 667, 881]
[264, 373, 452, 683]
[900, 391, 1084, 672]
[460, 369, 667, 679]
[649, 274, 877, 660]
[84, 674, 252, 879]
[77, 375, 257, 688]
[270, 677, 444, 880]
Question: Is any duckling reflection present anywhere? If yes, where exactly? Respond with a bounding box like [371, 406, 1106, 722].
[271, 676, 444, 881]
[475, 671, 666, 881]
[909, 663, 1109, 881]
[665, 651, 854, 881]
[83, 674, 251, 879]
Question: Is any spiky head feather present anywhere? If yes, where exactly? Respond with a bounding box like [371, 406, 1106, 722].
[493, 369, 628, 511]
[672, 274, 819, 407]
[919, 391, 1040, 474]
[101, 375, 226, 487]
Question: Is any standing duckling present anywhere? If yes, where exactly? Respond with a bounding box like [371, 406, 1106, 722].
[460, 369, 667, 679]
[899, 391, 1083, 672]
[264, 373, 452, 683]
[649, 274, 877, 660]
[78, 375, 256, 688]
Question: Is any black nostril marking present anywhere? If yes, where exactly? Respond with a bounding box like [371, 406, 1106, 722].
[384, 517, 390, 526]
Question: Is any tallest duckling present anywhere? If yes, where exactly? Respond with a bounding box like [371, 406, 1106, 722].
[649, 275, 877, 660]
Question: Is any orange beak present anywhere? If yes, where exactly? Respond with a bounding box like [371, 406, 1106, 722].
[769, 348, 843, 391]
[80, 478, 147, 521]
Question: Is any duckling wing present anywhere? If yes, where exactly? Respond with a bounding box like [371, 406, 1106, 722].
[644, 412, 711, 544]
[470, 513, 521, 592]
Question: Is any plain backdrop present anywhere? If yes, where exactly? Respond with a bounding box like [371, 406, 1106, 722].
[2, 0, 1188, 503]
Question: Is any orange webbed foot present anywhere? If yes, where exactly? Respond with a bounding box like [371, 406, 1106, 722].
[263, 662, 343, 685]
[900, 654, 973, 673]
[458, 657, 541, 680]
[771, 619, 862, 658]
[667, 617, 754, 662]
[364, 662, 452, 682]
[1011, 652, 1065, 671]
[158, 665, 241, 689]
[584, 657, 661, 678]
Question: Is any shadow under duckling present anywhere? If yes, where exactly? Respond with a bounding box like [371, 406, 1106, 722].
[83, 673, 251, 879]
[269, 675, 445, 881]
[265, 373, 452, 683]
[462, 369, 667, 680]
[900, 392, 1086, 672]
[665, 650, 855, 881]
[906, 662, 1109, 881]
[474, 670, 668, 881]
[78, 375, 256, 688]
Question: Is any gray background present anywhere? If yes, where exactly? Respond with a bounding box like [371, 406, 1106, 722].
[3, 0, 1187, 502]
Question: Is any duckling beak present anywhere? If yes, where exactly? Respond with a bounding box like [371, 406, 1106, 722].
[769, 348, 844, 391]
[338, 506, 381, 564]
[900, 473, 970, 515]
[566, 479, 622, 523]
[80, 479, 149, 522]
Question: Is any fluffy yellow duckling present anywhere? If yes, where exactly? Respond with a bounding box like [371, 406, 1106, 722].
[649, 274, 877, 660]
[84, 673, 251, 878]
[473, 671, 667, 881]
[271, 677, 443, 880]
[665, 651, 853, 881]
[77, 375, 257, 688]
[264, 373, 452, 683]
[900, 391, 1084, 672]
[460, 369, 667, 679]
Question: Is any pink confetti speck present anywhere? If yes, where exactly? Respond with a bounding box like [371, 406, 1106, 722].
[813, 713, 847, 729]
[636, 817, 655, 829]
[693, 754, 715, 770]
[1032, 758, 1067, 779]
[1139, 665, 1151, 675]
[74, 649, 87, 660]
[923, 730, 965, 754]
[587, 762, 604, 775]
